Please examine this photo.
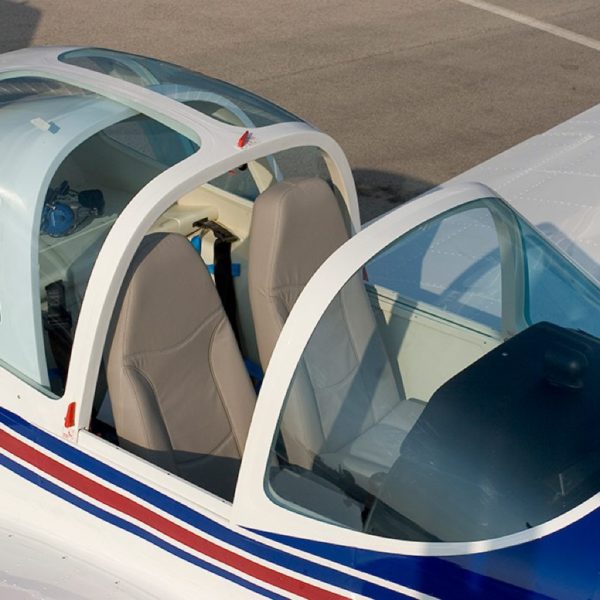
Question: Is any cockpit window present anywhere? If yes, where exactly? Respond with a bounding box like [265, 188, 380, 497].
[207, 145, 331, 202]
[102, 114, 198, 166]
[0, 77, 92, 104]
[367, 205, 503, 331]
[265, 198, 600, 543]
[0, 75, 199, 396]
[59, 48, 302, 128]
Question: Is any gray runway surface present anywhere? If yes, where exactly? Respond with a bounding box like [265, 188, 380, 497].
[2, 0, 600, 220]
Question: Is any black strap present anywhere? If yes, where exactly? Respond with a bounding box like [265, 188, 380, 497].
[45, 280, 73, 395]
[45, 281, 109, 420]
[194, 219, 240, 343]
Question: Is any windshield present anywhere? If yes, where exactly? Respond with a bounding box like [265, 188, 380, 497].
[59, 48, 302, 128]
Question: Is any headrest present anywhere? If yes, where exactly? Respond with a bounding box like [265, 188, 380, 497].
[249, 177, 351, 309]
[115, 232, 221, 357]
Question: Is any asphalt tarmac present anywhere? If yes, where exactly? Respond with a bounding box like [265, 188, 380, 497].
[2, 0, 600, 220]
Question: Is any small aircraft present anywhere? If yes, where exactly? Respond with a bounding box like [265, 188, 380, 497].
[0, 46, 599, 599]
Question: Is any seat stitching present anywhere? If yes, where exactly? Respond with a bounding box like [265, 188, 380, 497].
[122, 365, 166, 450]
[124, 305, 222, 360]
[207, 316, 244, 458]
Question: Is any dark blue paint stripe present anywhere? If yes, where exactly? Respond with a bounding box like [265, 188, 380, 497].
[0, 406, 569, 600]
[0, 408, 408, 599]
[4, 404, 594, 599]
[0, 452, 287, 600]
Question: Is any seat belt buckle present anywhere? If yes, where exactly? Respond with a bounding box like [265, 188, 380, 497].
[193, 218, 239, 244]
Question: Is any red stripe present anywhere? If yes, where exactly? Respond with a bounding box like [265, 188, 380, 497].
[0, 429, 346, 600]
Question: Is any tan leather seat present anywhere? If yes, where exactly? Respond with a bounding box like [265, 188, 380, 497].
[106, 232, 255, 501]
[248, 178, 422, 491]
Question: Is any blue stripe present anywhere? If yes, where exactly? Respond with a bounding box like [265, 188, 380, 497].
[6, 406, 590, 599]
[7, 400, 597, 599]
[257, 531, 559, 600]
[7, 406, 589, 599]
[0, 452, 287, 600]
[0, 407, 406, 599]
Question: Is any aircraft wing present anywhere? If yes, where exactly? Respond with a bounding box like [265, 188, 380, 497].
[0, 524, 160, 600]
[450, 102, 600, 282]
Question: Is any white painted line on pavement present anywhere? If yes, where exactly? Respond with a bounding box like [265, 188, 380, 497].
[456, 0, 600, 52]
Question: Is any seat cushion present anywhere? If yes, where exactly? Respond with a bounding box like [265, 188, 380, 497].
[319, 398, 425, 493]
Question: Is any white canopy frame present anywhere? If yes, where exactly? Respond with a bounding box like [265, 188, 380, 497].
[0, 47, 359, 432]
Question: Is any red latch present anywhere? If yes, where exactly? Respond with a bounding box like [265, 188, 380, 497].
[64, 402, 76, 428]
[237, 130, 251, 148]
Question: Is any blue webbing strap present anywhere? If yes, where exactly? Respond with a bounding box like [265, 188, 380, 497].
[244, 359, 264, 391]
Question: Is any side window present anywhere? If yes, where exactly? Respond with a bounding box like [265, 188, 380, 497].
[0, 75, 203, 396]
[522, 222, 600, 337]
[265, 199, 600, 543]
[102, 115, 197, 167]
[207, 146, 331, 202]
[209, 163, 262, 201]
[367, 205, 503, 331]
[41, 115, 198, 395]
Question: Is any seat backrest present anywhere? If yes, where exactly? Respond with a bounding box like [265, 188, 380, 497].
[106, 232, 255, 500]
[248, 178, 402, 469]
[248, 178, 352, 367]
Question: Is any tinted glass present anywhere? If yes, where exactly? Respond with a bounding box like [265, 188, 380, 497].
[60, 48, 301, 127]
[207, 145, 331, 202]
[523, 223, 600, 337]
[0, 76, 198, 395]
[102, 114, 198, 166]
[368, 206, 502, 330]
[266, 198, 600, 542]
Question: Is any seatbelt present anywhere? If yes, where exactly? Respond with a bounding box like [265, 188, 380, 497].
[244, 358, 264, 392]
[45, 280, 73, 394]
[191, 221, 264, 388]
[194, 218, 240, 343]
